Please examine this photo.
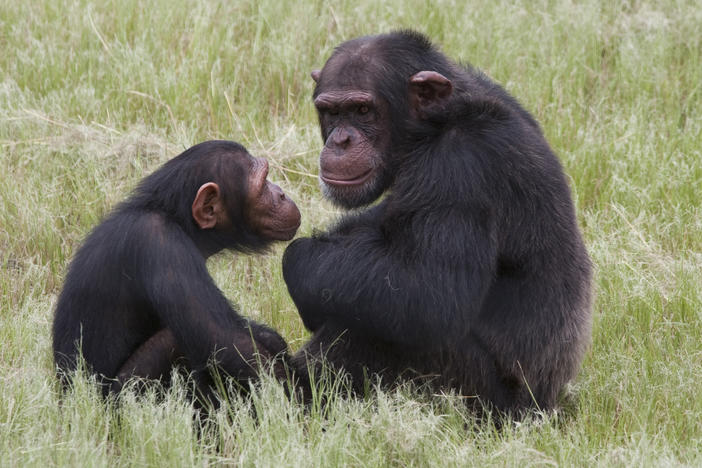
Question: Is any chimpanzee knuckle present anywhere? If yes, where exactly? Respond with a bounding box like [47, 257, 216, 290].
[254, 328, 288, 355]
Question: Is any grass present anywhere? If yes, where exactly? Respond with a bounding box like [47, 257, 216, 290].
[1, 0, 701, 466]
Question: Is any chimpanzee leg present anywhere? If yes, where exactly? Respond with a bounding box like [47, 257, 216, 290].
[112, 328, 181, 392]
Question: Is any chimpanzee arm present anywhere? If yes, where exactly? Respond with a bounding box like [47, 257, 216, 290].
[282, 205, 497, 348]
[138, 218, 286, 378]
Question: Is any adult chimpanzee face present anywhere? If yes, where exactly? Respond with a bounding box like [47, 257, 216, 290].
[313, 68, 391, 209]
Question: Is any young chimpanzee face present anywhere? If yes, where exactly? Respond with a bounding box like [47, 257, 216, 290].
[244, 156, 301, 241]
[190, 149, 300, 248]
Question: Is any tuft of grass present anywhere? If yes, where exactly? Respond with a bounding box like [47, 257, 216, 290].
[1, 0, 701, 465]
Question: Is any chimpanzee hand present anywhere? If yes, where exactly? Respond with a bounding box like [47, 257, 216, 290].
[212, 322, 287, 381]
[246, 322, 290, 381]
[247, 322, 288, 357]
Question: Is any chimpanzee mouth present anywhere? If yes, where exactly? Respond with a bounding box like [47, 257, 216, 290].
[320, 167, 374, 187]
[264, 222, 301, 241]
[277, 227, 299, 240]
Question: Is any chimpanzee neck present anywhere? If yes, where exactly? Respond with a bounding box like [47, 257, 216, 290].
[191, 230, 226, 259]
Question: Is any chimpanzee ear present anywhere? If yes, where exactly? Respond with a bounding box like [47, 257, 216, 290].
[311, 69, 321, 83]
[409, 71, 453, 116]
[192, 182, 222, 230]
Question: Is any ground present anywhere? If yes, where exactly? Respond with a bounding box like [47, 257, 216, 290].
[1, 0, 700, 465]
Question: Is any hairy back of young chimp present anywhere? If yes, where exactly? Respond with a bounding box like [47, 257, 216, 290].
[283, 31, 592, 416]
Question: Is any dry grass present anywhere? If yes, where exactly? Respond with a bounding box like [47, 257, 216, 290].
[1, 0, 701, 466]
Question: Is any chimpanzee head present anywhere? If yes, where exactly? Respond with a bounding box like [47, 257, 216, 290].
[311, 31, 455, 208]
[134, 140, 300, 256]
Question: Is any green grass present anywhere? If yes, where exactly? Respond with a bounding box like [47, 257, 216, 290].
[1, 0, 701, 465]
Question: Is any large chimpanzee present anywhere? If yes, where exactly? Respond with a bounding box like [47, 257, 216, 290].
[53, 140, 301, 397]
[282, 31, 592, 415]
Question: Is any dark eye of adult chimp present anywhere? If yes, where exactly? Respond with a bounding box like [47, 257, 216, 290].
[358, 105, 369, 114]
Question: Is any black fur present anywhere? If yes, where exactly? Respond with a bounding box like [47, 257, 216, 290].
[283, 31, 592, 414]
[53, 140, 288, 397]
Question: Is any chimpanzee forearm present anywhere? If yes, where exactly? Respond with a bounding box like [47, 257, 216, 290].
[283, 214, 497, 347]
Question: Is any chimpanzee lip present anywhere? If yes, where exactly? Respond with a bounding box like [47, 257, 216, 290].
[265, 223, 300, 241]
[320, 167, 374, 187]
[279, 218, 301, 236]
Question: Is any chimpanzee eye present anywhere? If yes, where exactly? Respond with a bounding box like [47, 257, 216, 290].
[358, 105, 369, 114]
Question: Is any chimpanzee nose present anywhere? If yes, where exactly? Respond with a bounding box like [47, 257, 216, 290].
[331, 128, 351, 148]
[271, 183, 287, 201]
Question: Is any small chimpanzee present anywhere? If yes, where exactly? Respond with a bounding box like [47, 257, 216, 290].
[53, 140, 301, 397]
[282, 31, 592, 415]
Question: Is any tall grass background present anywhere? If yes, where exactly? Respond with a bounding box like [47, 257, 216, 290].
[1, 0, 700, 466]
